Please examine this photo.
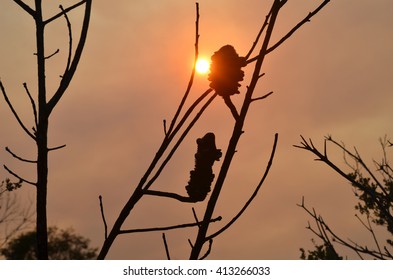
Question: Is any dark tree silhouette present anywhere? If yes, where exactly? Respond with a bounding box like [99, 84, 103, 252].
[296, 135, 393, 259]
[97, 0, 330, 260]
[0, 1, 92, 259]
[1, 226, 97, 260]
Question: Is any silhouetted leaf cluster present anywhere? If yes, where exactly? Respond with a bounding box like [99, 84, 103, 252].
[0, 179, 22, 194]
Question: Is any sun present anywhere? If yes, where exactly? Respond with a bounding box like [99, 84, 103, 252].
[195, 58, 210, 74]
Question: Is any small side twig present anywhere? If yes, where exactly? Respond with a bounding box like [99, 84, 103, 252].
[250, 91, 273, 102]
[23, 83, 38, 128]
[266, 0, 330, 55]
[60, 5, 72, 73]
[13, 0, 35, 17]
[199, 239, 213, 260]
[191, 207, 200, 227]
[119, 216, 222, 234]
[44, 48, 60, 60]
[3, 165, 36, 186]
[1, 81, 36, 140]
[99, 195, 108, 240]
[6, 147, 36, 163]
[207, 133, 278, 240]
[48, 144, 67, 152]
[166, 2, 200, 136]
[143, 189, 198, 203]
[223, 96, 239, 121]
[162, 233, 171, 260]
[44, 0, 88, 25]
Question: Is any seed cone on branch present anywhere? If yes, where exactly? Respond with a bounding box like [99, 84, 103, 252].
[208, 45, 246, 97]
[185, 133, 222, 202]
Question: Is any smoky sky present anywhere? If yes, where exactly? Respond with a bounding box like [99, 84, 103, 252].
[1, 0, 393, 259]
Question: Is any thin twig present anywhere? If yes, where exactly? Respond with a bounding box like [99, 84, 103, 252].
[192, 207, 200, 227]
[163, 119, 167, 136]
[267, 0, 330, 54]
[247, 0, 330, 64]
[13, 0, 35, 17]
[295, 136, 392, 226]
[162, 233, 171, 260]
[99, 195, 108, 240]
[142, 92, 217, 191]
[48, 144, 67, 152]
[119, 216, 222, 234]
[22, 83, 38, 129]
[250, 91, 273, 102]
[355, 214, 383, 258]
[44, 0, 88, 25]
[60, 5, 72, 73]
[44, 48, 60, 60]
[47, 0, 92, 115]
[199, 239, 213, 260]
[5, 147, 36, 163]
[166, 3, 200, 136]
[207, 133, 278, 240]
[299, 198, 390, 259]
[223, 96, 239, 121]
[244, 2, 274, 60]
[143, 189, 198, 203]
[1, 81, 36, 140]
[3, 165, 36, 186]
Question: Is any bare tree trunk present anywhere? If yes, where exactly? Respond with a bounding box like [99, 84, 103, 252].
[34, 0, 49, 260]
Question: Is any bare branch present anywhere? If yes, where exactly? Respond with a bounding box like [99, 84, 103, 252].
[247, 0, 330, 64]
[191, 207, 200, 227]
[13, 0, 35, 18]
[48, 144, 67, 152]
[59, 5, 72, 73]
[199, 239, 213, 260]
[1, 81, 36, 140]
[3, 165, 36, 186]
[207, 133, 278, 240]
[250, 91, 273, 102]
[44, 0, 88, 25]
[166, 3, 200, 136]
[99, 195, 108, 240]
[163, 119, 167, 136]
[5, 147, 36, 163]
[299, 198, 391, 259]
[44, 48, 60, 60]
[119, 216, 222, 235]
[244, 2, 274, 60]
[143, 189, 198, 203]
[22, 83, 38, 129]
[162, 233, 171, 260]
[47, 0, 92, 115]
[267, 0, 330, 54]
[142, 92, 217, 191]
[223, 96, 239, 121]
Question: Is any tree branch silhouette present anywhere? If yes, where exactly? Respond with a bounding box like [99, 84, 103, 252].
[297, 136, 393, 259]
[97, 1, 330, 259]
[1, 0, 92, 259]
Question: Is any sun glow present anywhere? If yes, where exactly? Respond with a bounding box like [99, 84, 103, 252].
[195, 58, 210, 74]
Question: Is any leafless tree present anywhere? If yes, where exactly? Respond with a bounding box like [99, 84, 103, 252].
[295, 135, 393, 259]
[1, 0, 92, 259]
[97, 0, 330, 260]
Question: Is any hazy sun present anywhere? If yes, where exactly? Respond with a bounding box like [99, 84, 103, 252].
[195, 58, 210, 74]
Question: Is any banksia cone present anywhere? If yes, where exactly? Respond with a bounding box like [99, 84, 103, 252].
[208, 45, 246, 97]
[185, 133, 222, 202]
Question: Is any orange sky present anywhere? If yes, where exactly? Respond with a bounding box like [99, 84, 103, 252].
[1, 0, 393, 259]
